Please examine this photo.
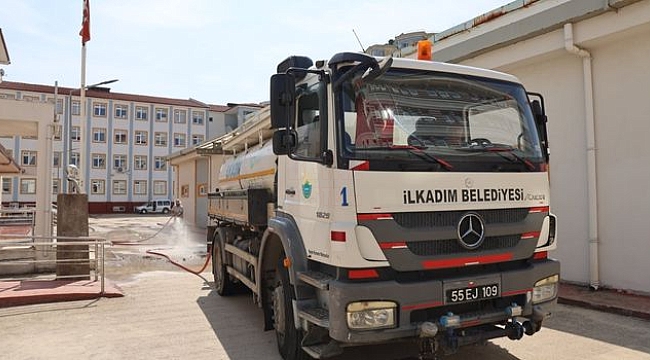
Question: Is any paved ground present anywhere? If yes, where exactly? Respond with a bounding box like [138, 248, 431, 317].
[1, 215, 650, 359]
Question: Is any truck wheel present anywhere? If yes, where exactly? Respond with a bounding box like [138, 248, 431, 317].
[162, 208, 170, 214]
[212, 234, 234, 296]
[273, 257, 308, 360]
[140, 209, 147, 214]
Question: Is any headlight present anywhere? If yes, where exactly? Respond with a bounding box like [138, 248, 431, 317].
[533, 274, 559, 304]
[346, 301, 397, 330]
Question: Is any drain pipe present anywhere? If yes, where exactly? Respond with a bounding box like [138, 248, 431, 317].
[564, 23, 599, 290]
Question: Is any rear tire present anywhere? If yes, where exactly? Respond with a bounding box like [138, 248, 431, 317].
[212, 234, 234, 296]
[273, 256, 308, 360]
[140, 209, 147, 214]
[162, 208, 170, 214]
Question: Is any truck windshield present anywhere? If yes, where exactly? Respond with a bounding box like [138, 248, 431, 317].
[337, 69, 545, 172]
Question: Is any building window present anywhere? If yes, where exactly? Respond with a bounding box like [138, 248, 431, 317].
[71, 126, 81, 141]
[134, 131, 148, 145]
[72, 101, 80, 115]
[113, 154, 127, 171]
[192, 111, 204, 125]
[134, 180, 147, 195]
[112, 180, 127, 195]
[20, 178, 37, 194]
[115, 104, 128, 119]
[21, 150, 37, 166]
[154, 180, 167, 195]
[2, 178, 11, 194]
[174, 110, 186, 124]
[52, 179, 60, 195]
[173, 133, 186, 147]
[94, 102, 107, 117]
[91, 179, 105, 195]
[154, 132, 168, 147]
[92, 128, 107, 143]
[114, 129, 128, 144]
[92, 153, 106, 169]
[192, 134, 204, 145]
[154, 157, 167, 171]
[70, 152, 80, 166]
[53, 152, 61, 168]
[136, 106, 148, 120]
[156, 108, 168, 122]
[53, 125, 62, 141]
[134, 155, 147, 170]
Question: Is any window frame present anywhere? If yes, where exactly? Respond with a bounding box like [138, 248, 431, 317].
[135, 106, 148, 121]
[92, 127, 107, 143]
[91, 179, 106, 195]
[21, 150, 37, 167]
[20, 178, 37, 194]
[153, 180, 167, 195]
[134, 130, 148, 146]
[93, 102, 108, 117]
[173, 133, 186, 147]
[114, 129, 128, 145]
[92, 153, 107, 169]
[134, 155, 148, 170]
[133, 180, 147, 195]
[115, 104, 128, 119]
[154, 132, 168, 147]
[112, 180, 127, 195]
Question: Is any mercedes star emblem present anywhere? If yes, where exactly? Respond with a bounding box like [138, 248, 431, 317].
[457, 212, 486, 250]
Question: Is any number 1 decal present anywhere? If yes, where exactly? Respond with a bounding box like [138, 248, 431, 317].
[340, 187, 349, 207]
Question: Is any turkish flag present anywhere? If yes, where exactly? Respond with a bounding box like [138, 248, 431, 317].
[79, 0, 90, 44]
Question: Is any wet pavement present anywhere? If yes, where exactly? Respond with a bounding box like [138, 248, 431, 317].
[1, 214, 650, 322]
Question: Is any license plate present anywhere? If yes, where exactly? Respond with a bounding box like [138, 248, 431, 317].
[446, 283, 499, 303]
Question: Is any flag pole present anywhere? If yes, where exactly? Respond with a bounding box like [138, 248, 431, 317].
[79, 42, 86, 193]
[78, 0, 90, 193]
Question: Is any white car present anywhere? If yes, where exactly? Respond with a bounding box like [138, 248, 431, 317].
[134, 199, 172, 214]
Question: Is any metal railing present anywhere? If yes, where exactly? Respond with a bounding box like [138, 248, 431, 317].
[0, 235, 107, 294]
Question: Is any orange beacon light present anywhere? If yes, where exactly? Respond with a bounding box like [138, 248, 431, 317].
[417, 40, 433, 61]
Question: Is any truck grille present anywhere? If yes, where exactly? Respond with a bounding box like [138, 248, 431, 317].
[393, 208, 529, 228]
[407, 235, 520, 256]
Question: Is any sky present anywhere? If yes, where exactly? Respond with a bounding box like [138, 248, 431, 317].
[0, 0, 509, 106]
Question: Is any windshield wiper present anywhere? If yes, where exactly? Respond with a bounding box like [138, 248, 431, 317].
[354, 145, 454, 171]
[389, 145, 454, 171]
[460, 142, 536, 171]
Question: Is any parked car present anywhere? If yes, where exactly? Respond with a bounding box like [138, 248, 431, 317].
[134, 199, 173, 214]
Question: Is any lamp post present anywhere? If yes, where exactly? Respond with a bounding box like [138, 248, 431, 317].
[67, 79, 118, 193]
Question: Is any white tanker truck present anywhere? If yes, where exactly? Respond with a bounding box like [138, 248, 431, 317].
[207, 51, 559, 359]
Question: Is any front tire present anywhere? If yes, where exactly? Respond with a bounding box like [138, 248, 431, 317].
[212, 233, 234, 296]
[140, 209, 147, 214]
[273, 256, 308, 360]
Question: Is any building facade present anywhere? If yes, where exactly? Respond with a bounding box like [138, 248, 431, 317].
[0, 81, 210, 213]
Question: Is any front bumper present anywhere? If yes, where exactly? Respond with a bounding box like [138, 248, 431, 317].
[327, 259, 559, 344]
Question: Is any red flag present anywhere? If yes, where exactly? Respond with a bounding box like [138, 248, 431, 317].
[79, 0, 90, 44]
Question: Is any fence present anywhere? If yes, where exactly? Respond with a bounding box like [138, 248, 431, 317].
[0, 235, 107, 294]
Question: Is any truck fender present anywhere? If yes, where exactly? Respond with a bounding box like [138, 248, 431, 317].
[257, 212, 308, 331]
[258, 212, 308, 291]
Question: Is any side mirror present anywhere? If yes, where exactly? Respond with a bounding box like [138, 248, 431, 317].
[270, 74, 296, 129]
[530, 100, 547, 125]
[272, 130, 297, 155]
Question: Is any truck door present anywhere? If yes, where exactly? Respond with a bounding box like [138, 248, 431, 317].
[279, 80, 332, 261]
